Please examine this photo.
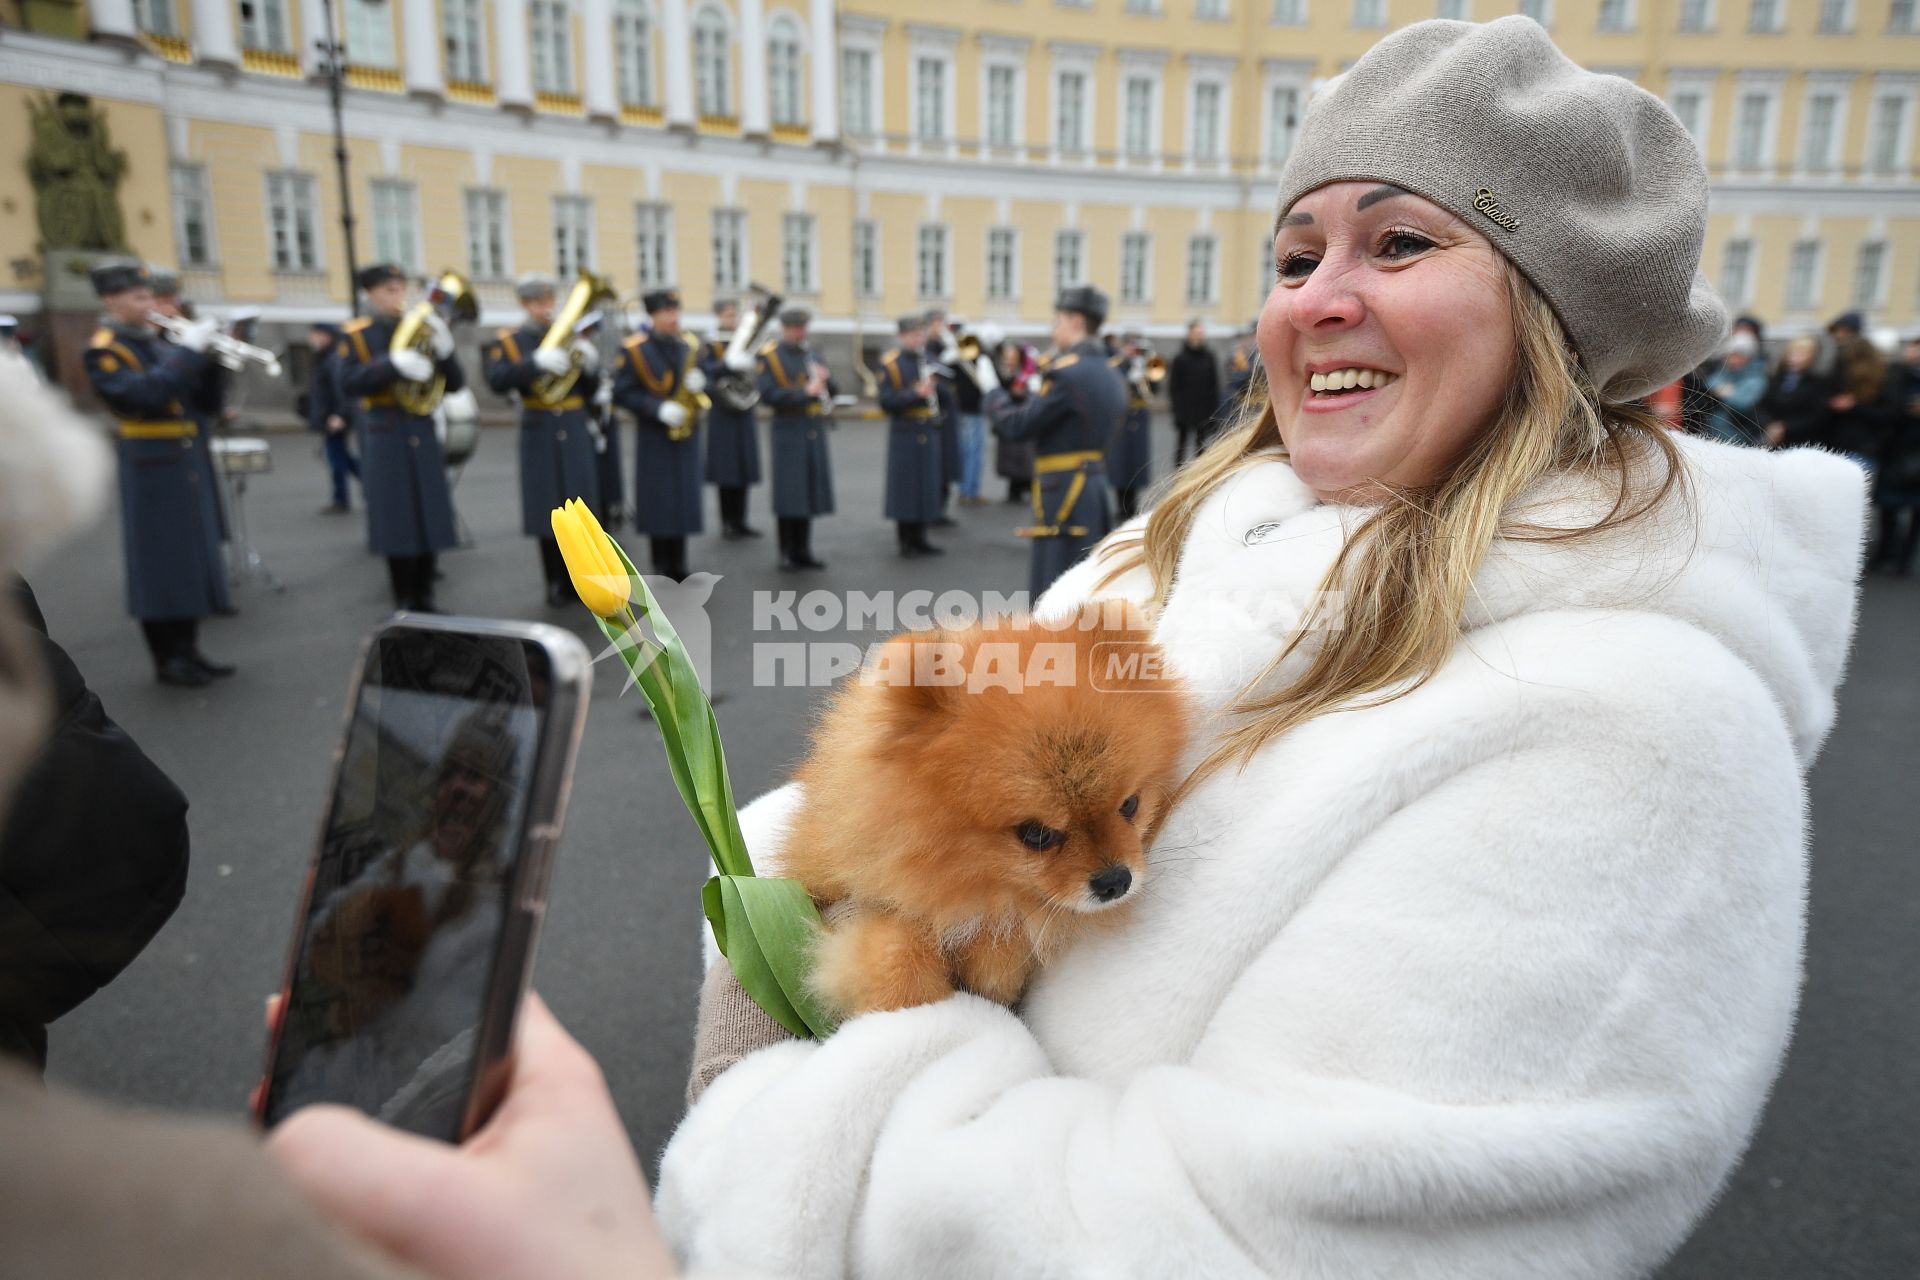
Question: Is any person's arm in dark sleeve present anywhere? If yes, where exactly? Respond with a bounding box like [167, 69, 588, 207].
[992, 369, 1075, 443]
[483, 330, 541, 396]
[755, 350, 814, 411]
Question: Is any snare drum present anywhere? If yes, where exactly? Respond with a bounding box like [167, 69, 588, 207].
[212, 437, 272, 474]
[439, 388, 481, 467]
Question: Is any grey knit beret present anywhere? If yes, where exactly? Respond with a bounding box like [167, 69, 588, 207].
[1275, 16, 1728, 401]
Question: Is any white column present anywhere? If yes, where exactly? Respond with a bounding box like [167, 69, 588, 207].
[90, 0, 137, 40]
[300, 0, 331, 76]
[403, 0, 444, 97]
[808, 0, 837, 144]
[495, 0, 534, 109]
[661, 0, 695, 127]
[190, 0, 239, 64]
[739, 0, 769, 135]
[581, 0, 618, 120]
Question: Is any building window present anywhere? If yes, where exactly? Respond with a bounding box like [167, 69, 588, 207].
[711, 208, 746, 294]
[841, 47, 874, 135]
[553, 195, 593, 278]
[531, 1, 573, 95]
[1125, 0, 1161, 11]
[915, 55, 949, 141]
[170, 164, 215, 268]
[1124, 76, 1156, 158]
[615, 0, 654, 106]
[1185, 234, 1217, 305]
[1785, 240, 1821, 311]
[1120, 232, 1152, 304]
[917, 224, 951, 299]
[1733, 91, 1772, 170]
[1869, 92, 1910, 174]
[1519, 0, 1550, 24]
[371, 179, 419, 271]
[134, 0, 177, 36]
[986, 227, 1018, 302]
[1800, 92, 1840, 172]
[465, 188, 510, 279]
[1671, 89, 1705, 144]
[1597, 0, 1631, 30]
[782, 212, 817, 294]
[987, 64, 1019, 148]
[343, 0, 394, 67]
[1266, 83, 1300, 165]
[1678, 0, 1711, 30]
[694, 7, 731, 118]
[1747, 0, 1781, 30]
[1719, 239, 1753, 307]
[768, 15, 805, 127]
[1056, 70, 1088, 153]
[1817, 0, 1851, 32]
[1054, 229, 1085, 292]
[266, 171, 320, 273]
[1272, 0, 1306, 22]
[1892, 0, 1917, 32]
[1197, 0, 1230, 15]
[1852, 241, 1887, 309]
[1191, 81, 1222, 161]
[1437, 0, 1469, 17]
[240, 0, 291, 51]
[1351, 0, 1385, 26]
[635, 203, 672, 290]
[852, 219, 879, 297]
[443, 0, 487, 81]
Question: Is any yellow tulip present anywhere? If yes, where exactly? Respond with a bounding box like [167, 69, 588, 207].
[550, 498, 632, 618]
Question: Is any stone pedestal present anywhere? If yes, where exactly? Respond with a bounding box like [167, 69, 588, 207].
[41, 248, 114, 411]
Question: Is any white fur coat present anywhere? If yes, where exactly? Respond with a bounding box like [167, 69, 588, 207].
[657, 436, 1865, 1279]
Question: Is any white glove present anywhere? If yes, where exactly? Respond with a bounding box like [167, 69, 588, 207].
[569, 336, 600, 373]
[594, 378, 614, 409]
[724, 347, 755, 373]
[425, 311, 456, 359]
[1021, 371, 1045, 396]
[390, 348, 434, 382]
[532, 346, 572, 377]
[973, 354, 1000, 393]
[175, 318, 220, 354]
[586, 418, 608, 454]
[658, 401, 689, 429]
[684, 367, 707, 395]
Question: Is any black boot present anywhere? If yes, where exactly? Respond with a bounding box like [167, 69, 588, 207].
[182, 620, 235, 677]
[788, 518, 825, 570]
[778, 518, 804, 571]
[539, 538, 570, 607]
[409, 555, 441, 613]
[386, 556, 412, 609]
[144, 620, 210, 687]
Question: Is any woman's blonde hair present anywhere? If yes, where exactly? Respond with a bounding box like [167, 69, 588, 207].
[1099, 259, 1687, 797]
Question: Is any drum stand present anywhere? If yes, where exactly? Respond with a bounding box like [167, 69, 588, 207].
[223, 465, 286, 593]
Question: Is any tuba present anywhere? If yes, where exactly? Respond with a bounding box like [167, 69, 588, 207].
[391, 270, 478, 416]
[713, 284, 783, 412]
[531, 268, 618, 403]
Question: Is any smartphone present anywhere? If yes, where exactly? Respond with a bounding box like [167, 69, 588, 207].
[256, 617, 591, 1142]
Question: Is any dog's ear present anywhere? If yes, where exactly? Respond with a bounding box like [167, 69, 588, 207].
[864, 627, 966, 719]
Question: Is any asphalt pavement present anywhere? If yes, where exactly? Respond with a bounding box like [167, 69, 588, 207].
[25, 415, 1917, 1278]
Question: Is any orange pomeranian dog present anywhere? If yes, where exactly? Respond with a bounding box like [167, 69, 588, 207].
[781, 603, 1191, 1019]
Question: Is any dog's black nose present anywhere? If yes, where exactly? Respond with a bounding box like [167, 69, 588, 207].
[1089, 866, 1132, 902]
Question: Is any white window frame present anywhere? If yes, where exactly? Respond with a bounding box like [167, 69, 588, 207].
[553, 194, 594, 278]
[912, 53, 954, 144]
[1185, 58, 1233, 172]
[1048, 42, 1097, 162]
[266, 170, 321, 273]
[1261, 60, 1311, 170]
[1185, 232, 1218, 306]
[692, 3, 734, 119]
[1124, 0, 1163, 12]
[1731, 76, 1784, 175]
[170, 162, 216, 269]
[1190, 79, 1224, 163]
[1518, 0, 1552, 27]
[614, 0, 656, 107]
[781, 211, 818, 294]
[1867, 78, 1917, 176]
[1054, 228, 1086, 293]
[531, 0, 575, 95]
[908, 26, 960, 151]
[711, 207, 748, 294]
[1785, 239, 1823, 312]
[370, 178, 420, 272]
[1677, 0, 1713, 31]
[978, 37, 1029, 153]
[342, 0, 396, 67]
[1798, 79, 1852, 175]
[767, 11, 807, 128]
[916, 223, 951, 300]
[839, 16, 885, 139]
[1122, 72, 1159, 161]
[1120, 231, 1153, 305]
[852, 218, 880, 298]
[985, 227, 1019, 303]
[134, 0, 177, 37]
[443, 0, 488, 82]
[1892, 0, 1918, 34]
[1817, 0, 1853, 34]
[1746, 0, 1782, 31]
[1350, 0, 1386, 27]
[1054, 68, 1090, 156]
[1719, 238, 1754, 307]
[465, 188, 511, 280]
[634, 202, 673, 290]
[1436, 0, 1470, 18]
[1597, 0, 1634, 32]
[1851, 240, 1888, 310]
[1666, 69, 1716, 154]
[1270, 0, 1308, 24]
[1196, 0, 1231, 18]
[240, 0, 293, 52]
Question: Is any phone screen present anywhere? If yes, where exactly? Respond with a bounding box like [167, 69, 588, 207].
[261, 627, 554, 1140]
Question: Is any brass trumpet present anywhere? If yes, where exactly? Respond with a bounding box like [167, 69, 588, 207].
[667, 344, 708, 442]
[392, 270, 478, 416]
[532, 268, 617, 403]
[149, 311, 283, 378]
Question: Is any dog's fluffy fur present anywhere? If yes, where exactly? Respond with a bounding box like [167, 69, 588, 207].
[783, 605, 1190, 1018]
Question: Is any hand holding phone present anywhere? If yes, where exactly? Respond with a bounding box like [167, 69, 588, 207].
[257, 618, 590, 1143]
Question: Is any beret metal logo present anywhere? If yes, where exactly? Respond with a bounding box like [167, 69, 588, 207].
[1473, 187, 1521, 231]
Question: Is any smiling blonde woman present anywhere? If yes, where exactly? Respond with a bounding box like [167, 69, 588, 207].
[659, 18, 1867, 1278]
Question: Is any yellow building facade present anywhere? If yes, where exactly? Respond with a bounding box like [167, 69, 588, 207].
[2, 0, 1917, 347]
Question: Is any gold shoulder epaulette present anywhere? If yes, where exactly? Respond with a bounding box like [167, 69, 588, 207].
[89, 327, 113, 348]
[880, 349, 899, 366]
[758, 340, 778, 356]
[342, 317, 372, 333]
[494, 327, 516, 340]
[622, 333, 648, 350]
[1052, 354, 1079, 370]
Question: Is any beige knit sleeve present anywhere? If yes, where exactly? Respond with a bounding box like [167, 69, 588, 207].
[686, 960, 798, 1106]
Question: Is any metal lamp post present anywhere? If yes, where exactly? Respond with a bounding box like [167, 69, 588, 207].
[315, 0, 360, 317]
